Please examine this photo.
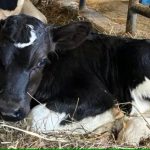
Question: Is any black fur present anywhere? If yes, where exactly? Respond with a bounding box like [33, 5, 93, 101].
[34, 33, 150, 123]
[0, 15, 49, 121]
[0, 14, 150, 124]
[0, 14, 91, 121]
[0, 0, 18, 11]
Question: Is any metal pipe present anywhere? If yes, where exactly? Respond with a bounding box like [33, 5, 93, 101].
[79, 0, 86, 10]
[126, 0, 138, 34]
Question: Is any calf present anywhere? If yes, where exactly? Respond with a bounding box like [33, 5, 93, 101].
[1, 15, 150, 138]
[30, 26, 150, 134]
[0, 0, 47, 23]
[0, 14, 91, 122]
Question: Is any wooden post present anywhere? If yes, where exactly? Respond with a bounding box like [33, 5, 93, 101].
[79, 0, 86, 10]
[132, 3, 150, 18]
[126, 0, 138, 34]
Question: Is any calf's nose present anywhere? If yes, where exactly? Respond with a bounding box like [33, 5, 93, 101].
[1, 108, 26, 121]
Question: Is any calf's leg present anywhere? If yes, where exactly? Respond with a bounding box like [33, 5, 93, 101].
[28, 88, 117, 134]
[117, 114, 150, 146]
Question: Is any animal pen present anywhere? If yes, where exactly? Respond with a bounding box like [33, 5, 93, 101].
[79, 0, 150, 35]
[0, 0, 150, 148]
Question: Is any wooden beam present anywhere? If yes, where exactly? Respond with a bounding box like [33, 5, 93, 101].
[126, 0, 150, 35]
[132, 3, 150, 18]
[126, 0, 138, 35]
[79, 0, 86, 10]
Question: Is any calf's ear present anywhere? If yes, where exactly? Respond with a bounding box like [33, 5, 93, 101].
[52, 21, 92, 50]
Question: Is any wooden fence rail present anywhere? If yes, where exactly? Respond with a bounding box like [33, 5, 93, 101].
[126, 0, 150, 34]
[79, 0, 86, 10]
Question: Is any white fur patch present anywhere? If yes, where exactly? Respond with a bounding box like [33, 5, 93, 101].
[27, 104, 115, 134]
[14, 24, 37, 48]
[118, 115, 150, 146]
[0, 0, 24, 19]
[130, 77, 150, 115]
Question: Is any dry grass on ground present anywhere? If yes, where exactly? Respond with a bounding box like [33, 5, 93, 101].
[36, 1, 81, 25]
[0, 121, 115, 148]
[86, 0, 150, 38]
[0, 0, 150, 148]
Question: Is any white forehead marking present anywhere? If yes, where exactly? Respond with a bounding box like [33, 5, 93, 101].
[14, 24, 37, 48]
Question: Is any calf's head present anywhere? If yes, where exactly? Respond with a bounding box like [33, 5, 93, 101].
[0, 14, 91, 121]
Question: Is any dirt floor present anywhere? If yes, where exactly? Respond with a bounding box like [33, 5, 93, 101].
[0, 0, 150, 148]
[86, 0, 150, 38]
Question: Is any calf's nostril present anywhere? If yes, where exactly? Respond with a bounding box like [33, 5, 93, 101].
[14, 109, 22, 118]
[1, 109, 22, 118]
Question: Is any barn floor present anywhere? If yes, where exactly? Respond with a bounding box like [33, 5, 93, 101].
[0, 0, 150, 148]
[37, 0, 150, 38]
[86, 0, 150, 38]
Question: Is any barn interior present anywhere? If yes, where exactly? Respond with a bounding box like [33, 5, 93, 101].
[0, 0, 150, 148]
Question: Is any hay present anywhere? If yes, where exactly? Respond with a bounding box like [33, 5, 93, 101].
[35, 1, 83, 25]
[0, 120, 115, 148]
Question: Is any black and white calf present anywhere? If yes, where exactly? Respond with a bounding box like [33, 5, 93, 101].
[29, 31, 150, 134]
[0, 15, 150, 136]
[29, 23, 150, 133]
[0, 14, 91, 122]
[0, 0, 47, 23]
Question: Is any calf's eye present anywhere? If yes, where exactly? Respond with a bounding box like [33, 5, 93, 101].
[37, 58, 49, 68]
